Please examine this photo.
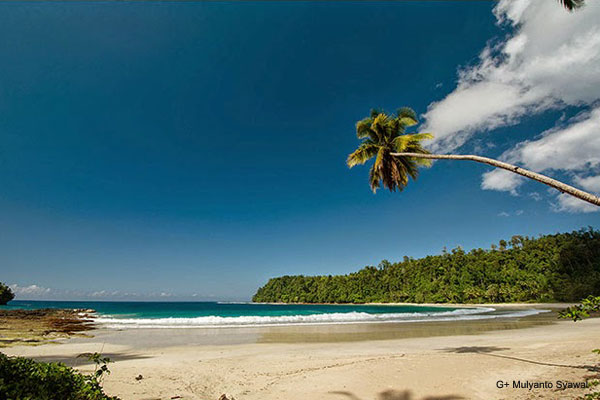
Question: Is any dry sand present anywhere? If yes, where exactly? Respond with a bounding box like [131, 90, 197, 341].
[4, 309, 600, 400]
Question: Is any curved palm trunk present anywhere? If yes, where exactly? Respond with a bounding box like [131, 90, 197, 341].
[390, 152, 600, 207]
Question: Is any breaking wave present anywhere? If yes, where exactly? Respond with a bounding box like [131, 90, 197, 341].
[92, 307, 548, 329]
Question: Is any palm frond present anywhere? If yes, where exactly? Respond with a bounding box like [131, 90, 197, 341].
[368, 166, 381, 193]
[396, 107, 419, 129]
[392, 135, 412, 153]
[347, 142, 379, 167]
[356, 117, 374, 139]
[372, 113, 389, 131]
[404, 139, 433, 168]
[373, 147, 385, 171]
[407, 132, 434, 141]
[406, 149, 433, 167]
[558, 0, 585, 11]
[396, 156, 419, 181]
[387, 119, 400, 138]
[392, 133, 433, 153]
[369, 148, 389, 192]
[370, 113, 390, 142]
[370, 109, 382, 119]
[397, 107, 417, 120]
[397, 116, 418, 128]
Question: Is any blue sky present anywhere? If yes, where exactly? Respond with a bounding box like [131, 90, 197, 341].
[2, 1, 599, 301]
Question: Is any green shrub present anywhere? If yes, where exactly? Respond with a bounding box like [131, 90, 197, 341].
[560, 297, 600, 399]
[0, 352, 118, 400]
[559, 295, 600, 322]
[0, 283, 14, 305]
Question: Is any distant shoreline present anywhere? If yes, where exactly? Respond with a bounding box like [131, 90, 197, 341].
[253, 301, 575, 309]
[4, 299, 578, 309]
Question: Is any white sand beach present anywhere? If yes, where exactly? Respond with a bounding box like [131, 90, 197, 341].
[5, 309, 600, 400]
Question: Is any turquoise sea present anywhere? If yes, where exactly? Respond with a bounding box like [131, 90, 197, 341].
[1, 300, 542, 328]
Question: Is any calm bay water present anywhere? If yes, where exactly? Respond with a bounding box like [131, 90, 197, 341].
[2, 300, 460, 318]
[1, 300, 543, 328]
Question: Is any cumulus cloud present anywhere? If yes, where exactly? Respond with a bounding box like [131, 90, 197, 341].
[423, 0, 600, 152]
[7, 284, 185, 300]
[9, 284, 52, 297]
[554, 193, 600, 213]
[423, 0, 600, 213]
[574, 174, 600, 193]
[480, 108, 600, 212]
[499, 108, 600, 172]
[481, 169, 524, 195]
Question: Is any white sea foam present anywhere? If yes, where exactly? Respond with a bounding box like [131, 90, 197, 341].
[91, 307, 549, 329]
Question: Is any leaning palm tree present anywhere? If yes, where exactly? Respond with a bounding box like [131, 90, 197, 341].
[347, 108, 600, 207]
[347, 108, 433, 193]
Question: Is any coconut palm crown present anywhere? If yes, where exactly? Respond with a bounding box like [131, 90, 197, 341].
[347, 107, 433, 193]
[558, 0, 585, 11]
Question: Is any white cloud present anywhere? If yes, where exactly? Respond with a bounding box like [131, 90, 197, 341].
[480, 108, 600, 195]
[494, 0, 530, 24]
[502, 108, 600, 172]
[425, 82, 543, 152]
[423, 0, 600, 213]
[481, 169, 524, 195]
[424, 0, 600, 152]
[496, 209, 524, 217]
[528, 192, 542, 201]
[9, 284, 51, 296]
[554, 193, 600, 213]
[7, 284, 189, 300]
[574, 174, 600, 193]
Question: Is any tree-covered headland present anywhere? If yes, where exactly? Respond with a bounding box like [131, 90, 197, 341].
[253, 228, 600, 304]
[0, 282, 14, 305]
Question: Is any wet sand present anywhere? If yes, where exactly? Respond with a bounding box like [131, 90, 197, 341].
[67, 306, 557, 347]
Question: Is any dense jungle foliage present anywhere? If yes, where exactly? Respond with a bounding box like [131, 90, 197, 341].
[253, 228, 600, 304]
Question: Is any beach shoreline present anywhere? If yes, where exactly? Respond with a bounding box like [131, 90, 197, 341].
[3, 300, 562, 332]
[4, 306, 599, 399]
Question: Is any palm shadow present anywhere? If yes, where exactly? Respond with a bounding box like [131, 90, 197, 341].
[440, 346, 509, 354]
[440, 345, 599, 372]
[329, 389, 464, 400]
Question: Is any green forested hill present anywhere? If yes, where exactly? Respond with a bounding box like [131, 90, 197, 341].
[253, 228, 600, 304]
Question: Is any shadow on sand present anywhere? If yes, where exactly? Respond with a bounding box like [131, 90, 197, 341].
[30, 352, 151, 367]
[329, 389, 464, 400]
[440, 345, 599, 372]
